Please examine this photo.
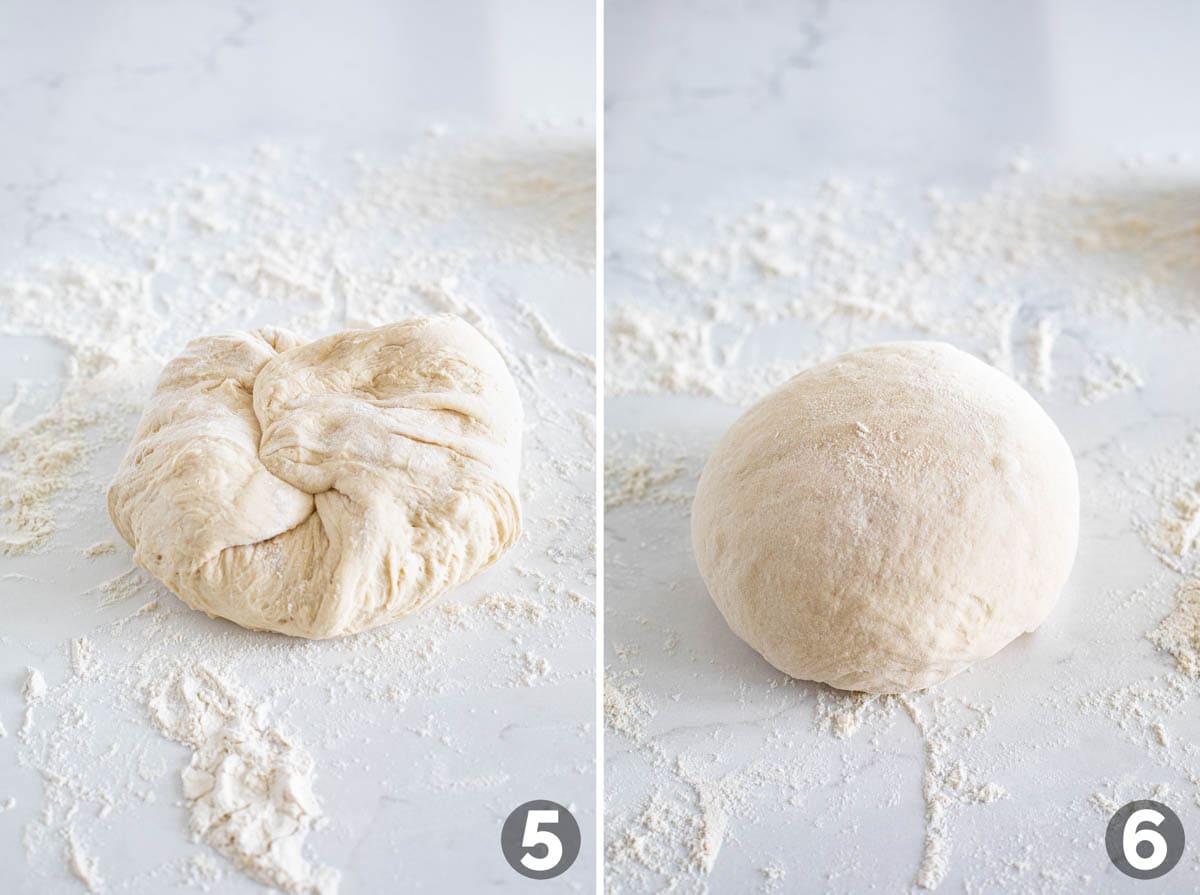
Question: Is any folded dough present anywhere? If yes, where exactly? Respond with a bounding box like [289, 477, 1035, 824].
[108, 316, 522, 638]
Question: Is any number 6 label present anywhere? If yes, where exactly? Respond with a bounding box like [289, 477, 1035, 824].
[502, 799, 582, 879]
[1106, 800, 1186, 879]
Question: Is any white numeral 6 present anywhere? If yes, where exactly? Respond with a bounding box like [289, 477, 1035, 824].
[1123, 807, 1169, 871]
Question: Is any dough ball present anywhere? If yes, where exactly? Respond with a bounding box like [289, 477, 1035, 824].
[108, 316, 522, 639]
[691, 341, 1078, 694]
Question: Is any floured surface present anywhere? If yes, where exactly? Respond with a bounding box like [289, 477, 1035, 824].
[0, 126, 596, 892]
[605, 1, 1200, 890]
[146, 666, 339, 894]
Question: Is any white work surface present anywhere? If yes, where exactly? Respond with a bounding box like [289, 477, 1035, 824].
[0, 2, 596, 894]
[605, 2, 1200, 893]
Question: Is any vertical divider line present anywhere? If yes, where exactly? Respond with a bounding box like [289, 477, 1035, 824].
[593, 0, 606, 891]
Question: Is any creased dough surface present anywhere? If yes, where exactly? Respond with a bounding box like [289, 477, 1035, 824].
[691, 341, 1079, 694]
[108, 316, 522, 639]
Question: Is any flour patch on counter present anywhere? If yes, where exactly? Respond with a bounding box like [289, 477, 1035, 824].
[604, 457, 686, 510]
[146, 665, 339, 895]
[814, 689, 887, 740]
[1028, 314, 1058, 393]
[898, 695, 1000, 891]
[179, 852, 226, 891]
[518, 651, 553, 685]
[515, 299, 597, 374]
[1150, 581, 1200, 679]
[20, 667, 47, 737]
[70, 638, 97, 680]
[1081, 355, 1145, 405]
[603, 675, 656, 743]
[66, 827, 105, 893]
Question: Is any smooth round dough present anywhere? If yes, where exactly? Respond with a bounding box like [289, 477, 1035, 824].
[691, 341, 1078, 694]
[108, 316, 522, 639]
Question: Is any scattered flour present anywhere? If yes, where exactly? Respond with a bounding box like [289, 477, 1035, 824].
[1152, 482, 1200, 563]
[607, 161, 1200, 408]
[0, 392, 89, 555]
[605, 457, 687, 511]
[1028, 315, 1058, 394]
[516, 299, 596, 374]
[95, 568, 147, 607]
[146, 666, 339, 895]
[604, 675, 655, 743]
[1149, 581, 1200, 679]
[180, 852, 226, 892]
[70, 638, 97, 680]
[606, 152, 1200, 892]
[20, 667, 46, 736]
[66, 827, 105, 893]
[760, 862, 785, 881]
[3, 128, 596, 892]
[1081, 355, 1144, 405]
[899, 695, 999, 890]
[518, 651, 552, 685]
[22, 667, 47, 701]
[604, 432, 697, 511]
[814, 689, 885, 740]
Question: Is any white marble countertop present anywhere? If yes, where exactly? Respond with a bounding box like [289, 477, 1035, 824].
[0, 2, 596, 894]
[605, 1, 1200, 893]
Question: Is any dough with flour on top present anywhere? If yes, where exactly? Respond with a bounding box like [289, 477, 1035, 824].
[691, 341, 1078, 694]
[108, 316, 522, 639]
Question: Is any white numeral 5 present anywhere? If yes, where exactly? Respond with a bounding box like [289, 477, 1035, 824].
[521, 809, 563, 872]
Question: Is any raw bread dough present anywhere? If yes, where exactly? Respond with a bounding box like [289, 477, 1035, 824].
[108, 316, 522, 639]
[691, 341, 1078, 694]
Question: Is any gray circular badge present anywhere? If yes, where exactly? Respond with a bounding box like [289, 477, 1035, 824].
[501, 799, 581, 880]
[1105, 800, 1185, 880]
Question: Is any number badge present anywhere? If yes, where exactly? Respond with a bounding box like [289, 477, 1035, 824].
[501, 799, 582, 880]
[1106, 800, 1186, 880]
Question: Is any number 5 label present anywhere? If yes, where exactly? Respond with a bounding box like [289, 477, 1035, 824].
[521, 809, 564, 872]
[502, 799, 582, 880]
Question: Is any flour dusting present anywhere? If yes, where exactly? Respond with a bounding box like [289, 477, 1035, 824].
[4, 125, 595, 891]
[146, 666, 339, 895]
[605, 151, 1200, 892]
